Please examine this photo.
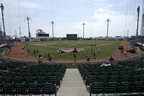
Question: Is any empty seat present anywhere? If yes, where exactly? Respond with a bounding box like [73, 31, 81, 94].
[41, 83, 56, 95]
[2, 83, 15, 94]
[15, 83, 28, 95]
[28, 83, 41, 94]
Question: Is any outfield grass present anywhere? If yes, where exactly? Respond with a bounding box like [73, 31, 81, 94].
[22, 40, 121, 60]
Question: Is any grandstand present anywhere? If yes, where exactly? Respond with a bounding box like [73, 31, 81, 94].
[0, 41, 15, 54]
[129, 36, 144, 52]
[0, 60, 66, 96]
[0, 50, 143, 96]
[78, 60, 144, 96]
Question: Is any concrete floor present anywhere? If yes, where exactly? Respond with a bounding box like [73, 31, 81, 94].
[57, 69, 90, 96]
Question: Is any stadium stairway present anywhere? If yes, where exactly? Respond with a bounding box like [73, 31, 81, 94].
[57, 69, 89, 96]
[57, 69, 117, 96]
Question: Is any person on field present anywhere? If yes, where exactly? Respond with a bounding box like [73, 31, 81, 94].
[21, 46, 25, 50]
[109, 56, 115, 62]
[19, 47, 24, 54]
[121, 48, 124, 54]
[124, 51, 127, 56]
[33, 49, 36, 55]
[97, 48, 100, 54]
[36, 48, 39, 53]
[37, 55, 42, 64]
[27, 49, 30, 56]
[48, 53, 52, 62]
[120, 45, 124, 54]
[73, 48, 77, 53]
[73, 53, 77, 62]
[86, 53, 90, 62]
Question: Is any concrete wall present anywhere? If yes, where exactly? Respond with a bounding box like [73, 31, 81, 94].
[0, 55, 105, 68]
[1, 52, 144, 68]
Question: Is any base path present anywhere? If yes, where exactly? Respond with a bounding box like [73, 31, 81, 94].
[5, 40, 139, 62]
[57, 69, 89, 96]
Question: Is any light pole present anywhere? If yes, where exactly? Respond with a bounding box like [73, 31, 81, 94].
[19, 27, 21, 37]
[106, 19, 110, 40]
[26, 16, 31, 38]
[82, 23, 85, 39]
[136, 6, 140, 39]
[0, 3, 6, 40]
[51, 21, 54, 38]
[127, 29, 129, 37]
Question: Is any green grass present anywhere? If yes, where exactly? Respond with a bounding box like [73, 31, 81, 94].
[22, 40, 121, 60]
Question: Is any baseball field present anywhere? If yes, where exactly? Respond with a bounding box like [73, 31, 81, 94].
[22, 40, 121, 60]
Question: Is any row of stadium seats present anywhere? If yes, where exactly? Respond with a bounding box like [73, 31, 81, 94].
[78, 63, 144, 96]
[117, 61, 144, 68]
[0, 62, 66, 95]
[119, 94, 144, 96]
[90, 81, 144, 94]
[0, 83, 56, 95]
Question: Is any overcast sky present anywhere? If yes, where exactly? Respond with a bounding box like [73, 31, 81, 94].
[0, 0, 143, 37]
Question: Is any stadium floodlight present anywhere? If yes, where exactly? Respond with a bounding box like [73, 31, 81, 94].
[82, 23, 85, 39]
[51, 21, 54, 38]
[19, 27, 21, 37]
[106, 19, 110, 40]
[136, 6, 140, 38]
[0, 3, 6, 40]
[26, 16, 31, 38]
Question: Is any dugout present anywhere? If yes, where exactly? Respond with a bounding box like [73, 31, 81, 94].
[66, 34, 77, 40]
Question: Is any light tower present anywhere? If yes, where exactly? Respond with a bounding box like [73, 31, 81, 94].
[0, 23, 2, 38]
[26, 16, 31, 38]
[0, 3, 6, 40]
[127, 29, 129, 37]
[19, 27, 21, 37]
[136, 6, 140, 38]
[51, 21, 54, 38]
[141, 0, 144, 36]
[106, 19, 110, 40]
[82, 23, 85, 39]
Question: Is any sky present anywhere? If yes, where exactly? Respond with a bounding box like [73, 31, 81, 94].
[0, 0, 143, 37]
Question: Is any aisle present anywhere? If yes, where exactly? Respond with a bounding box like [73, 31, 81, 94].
[57, 69, 89, 96]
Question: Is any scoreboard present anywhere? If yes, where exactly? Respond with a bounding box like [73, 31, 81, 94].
[66, 34, 77, 40]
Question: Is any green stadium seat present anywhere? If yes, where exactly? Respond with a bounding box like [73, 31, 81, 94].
[28, 83, 41, 94]
[41, 83, 56, 96]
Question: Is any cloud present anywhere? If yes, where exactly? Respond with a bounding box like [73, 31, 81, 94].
[67, 8, 136, 37]
[92, 8, 120, 20]
[91, 8, 136, 36]
[93, 0, 107, 2]
[31, 8, 137, 37]
[20, 1, 43, 9]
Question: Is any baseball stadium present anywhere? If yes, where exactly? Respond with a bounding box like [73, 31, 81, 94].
[0, 0, 144, 96]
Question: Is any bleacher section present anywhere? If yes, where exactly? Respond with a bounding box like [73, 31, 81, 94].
[0, 62, 66, 96]
[0, 41, 15, 54]
[129, 39, 144, 52]
[78, 61, 144, 96]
